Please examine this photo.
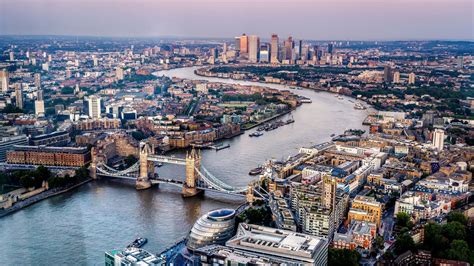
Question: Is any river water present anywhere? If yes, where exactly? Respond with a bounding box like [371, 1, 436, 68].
[0, 67, 370, 265]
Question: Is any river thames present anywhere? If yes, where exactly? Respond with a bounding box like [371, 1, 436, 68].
[0, 67, 370, 265]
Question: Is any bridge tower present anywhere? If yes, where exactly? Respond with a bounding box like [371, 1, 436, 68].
[182, 148, 203, 197]
[136, 142, 152, 190]
[89, 147, 97, 179]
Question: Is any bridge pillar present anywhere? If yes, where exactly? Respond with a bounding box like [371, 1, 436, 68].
[89, 147, 98, 179]
[136, 142, 152, 190]
[246, 183, 255, 204]
[182, 148, 203, 197]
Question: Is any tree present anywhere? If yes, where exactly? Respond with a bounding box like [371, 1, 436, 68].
[328, 248, 361, 266]
[131, 131, 145, 141]
[20, 175, 35, 188]
[396, 212, 411, 228]
[394, 233, 415, 255]
[447, 211, 468, 225]
[446, 240, 471, 262]
[442, 221, 466, 241]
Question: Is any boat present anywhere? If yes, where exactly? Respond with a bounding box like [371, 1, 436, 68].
[249, 167, 263, 175]
[211, 143, 230, 151]
[127, 237, 148, 248]
[354, 102, 366, 110]
[330, 133, 336, 137]
[249, 132, 263, 137]
[337, 95, 344, 100]
[300, 98, 312, 103]
[285, 118, 295, 124]
[156, 162, 163, 167]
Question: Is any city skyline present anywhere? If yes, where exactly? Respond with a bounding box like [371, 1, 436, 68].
[0, 0, 473, 40]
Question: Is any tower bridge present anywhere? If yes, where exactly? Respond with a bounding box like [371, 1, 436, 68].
[91, 142, 262, 200]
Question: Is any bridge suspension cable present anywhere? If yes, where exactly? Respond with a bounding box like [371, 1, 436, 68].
[196, 166, 248, 193]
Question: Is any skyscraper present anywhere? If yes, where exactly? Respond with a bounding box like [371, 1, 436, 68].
[234, 36, 241, 52]
[283, 36, 294, 62]
[248, 35, 260, 63]
[408, 72, 416, 84]
[328, 43, 334, 54]
[9, 52, 14, 61]
[270, 34, 279, 64]
[239, 34, 248, 55]
[0, 69, 9, 92]
[15, 83, 23, 109]
[432, 128, 445, 151]
[259, 43, 270, 63]
[88, 95, 102, 119]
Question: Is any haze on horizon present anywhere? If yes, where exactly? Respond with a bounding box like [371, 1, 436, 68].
[0, 0, 472, 41]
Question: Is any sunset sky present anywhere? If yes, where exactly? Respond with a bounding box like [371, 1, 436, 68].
[0, 0, 472, 40]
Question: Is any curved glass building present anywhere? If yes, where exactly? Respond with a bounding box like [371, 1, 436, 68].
[187, 208, 236, 251]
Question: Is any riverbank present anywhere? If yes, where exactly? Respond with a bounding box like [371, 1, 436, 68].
[0, 178, 93, 218]
[242, 109, 293, 130]
[194, 66, 373, 108]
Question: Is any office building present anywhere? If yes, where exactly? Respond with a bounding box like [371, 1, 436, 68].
[248, 35, 260, 63]
[234, 36, 241, 52]
[0, 135, 28, 162]
[226, 223, 329, 265]
[270, 34, 279, 64]
[9, 51, 14, 61]
[0, 69, 9, 92]
[239, 33, 248, 55]
[408, 72, 416, 84]
[29, 131, 70, 146]
[187, 209, 236, 251]
[283, 36, 294, 62]
[88, 95, 102, 119]
[432, 128, 445, 151]
[42, 63, 49, 71]
[259, 43, 270, 63]
[15, 83, 23, 109]
[105, 248, 161, 265]
[328, 43, 334, 54]
[333, 220, 377, 250]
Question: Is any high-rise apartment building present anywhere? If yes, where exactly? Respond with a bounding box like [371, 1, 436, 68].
[408, 72, 416, 84]
[432, 128, 445, 151]
[248, 35, 260, 63]
[270, 34, 279, 64]
[15, 83, 23, 109]
[383, 65, 393, 83]
[88, 95, 102, 119]
[34, 73, 41, 88]
[116, 67, 124, 80]
[393, 71, 400, 83]
[0, 69, 8, 92]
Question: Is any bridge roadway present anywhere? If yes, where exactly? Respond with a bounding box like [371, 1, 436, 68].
[97, 173, 246, 197]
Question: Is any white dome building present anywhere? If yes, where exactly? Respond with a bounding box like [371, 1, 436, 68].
[187, 208, 236, 251]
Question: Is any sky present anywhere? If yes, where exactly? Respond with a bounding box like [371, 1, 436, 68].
[0, 0, 472, 40]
